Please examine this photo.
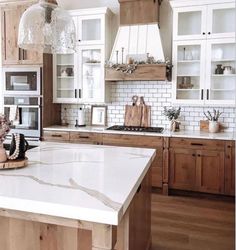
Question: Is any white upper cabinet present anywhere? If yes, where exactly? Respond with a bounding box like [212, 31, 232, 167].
[53, 8, 113, 104]
[171, 0, 235, 106]
[173, 6, 207, 41]
[173, 2, 235, 41]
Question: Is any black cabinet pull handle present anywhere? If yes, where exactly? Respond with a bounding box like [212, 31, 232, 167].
[52, 134, 62, 138]
[75, 89, 77, 98]
[192, 154, 196, 157]
[201, 89, 204, 100]
[79, 136, 90, 139]
[191, 143, 203, 146]
[79, 89, 82, 99]
[207, 89, 209, 100]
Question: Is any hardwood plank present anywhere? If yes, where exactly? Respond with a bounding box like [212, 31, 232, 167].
[151, 194, 235, 250]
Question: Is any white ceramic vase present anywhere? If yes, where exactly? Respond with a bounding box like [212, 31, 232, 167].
[0, 143, 7, 163]
[209, 121, 220, 133]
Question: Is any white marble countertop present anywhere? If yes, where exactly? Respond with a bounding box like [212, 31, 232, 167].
[0, 142, 155, 225]
[44, 125, 235, 141]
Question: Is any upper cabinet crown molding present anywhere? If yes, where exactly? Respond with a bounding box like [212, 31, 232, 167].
[169, 0, 235, 8]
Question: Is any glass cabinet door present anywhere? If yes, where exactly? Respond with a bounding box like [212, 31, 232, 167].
[205, 38, 236, 105]
[207, 3, 235, 39]
[78, 46, 105, 103]
[77, 15, 105, 45]
[173, 6, 207, 40]
[173, 41, 205, 104]
[53, 53, 78, 103]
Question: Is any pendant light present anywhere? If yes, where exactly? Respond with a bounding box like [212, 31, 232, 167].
[18, 0, 76, 54]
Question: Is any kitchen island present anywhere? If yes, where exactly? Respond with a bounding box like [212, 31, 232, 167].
[0, 142, 156, 250]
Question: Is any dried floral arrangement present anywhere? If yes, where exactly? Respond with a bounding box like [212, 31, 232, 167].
[0, 114, 11, 143]
[163, 107, 181, 121]
[204, 109, 223, 121]
[106, 56, 172, 75]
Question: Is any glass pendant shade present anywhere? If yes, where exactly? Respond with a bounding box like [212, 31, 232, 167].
[18, 0, 76, 54]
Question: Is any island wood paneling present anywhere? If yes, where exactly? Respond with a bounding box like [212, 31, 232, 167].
[0, 170, 151, 250]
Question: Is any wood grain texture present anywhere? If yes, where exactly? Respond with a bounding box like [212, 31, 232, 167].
[70, 132, 103, 145]
[141, 105, 151, 127]
[43, 131, 70, 142]
[151, 193, 235, 250]
[124, 105, 143, 127]
[0, 157, 28, 170]
[105, 64, 166, 81]
[119, 0, 160, 25]
[225, 141, 235, 196]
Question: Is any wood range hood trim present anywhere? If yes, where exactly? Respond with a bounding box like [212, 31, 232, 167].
[106, 0, 168, 82]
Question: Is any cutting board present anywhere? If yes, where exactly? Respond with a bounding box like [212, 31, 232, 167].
[124, 104, 151, 127]
[0, 157, 28, 170]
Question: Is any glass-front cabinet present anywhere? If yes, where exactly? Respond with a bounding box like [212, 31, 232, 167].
[53, 53, 77, 103]
[205, 38, 236, 105]
[172, 41, 205, 104]
[79, 46, 105, 103]
[173, 2, 235, 41]
[171, 0, 235, 106]
[53, 7, 112, 104]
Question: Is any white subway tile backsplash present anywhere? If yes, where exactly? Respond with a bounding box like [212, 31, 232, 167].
[62, 81, 235, 132]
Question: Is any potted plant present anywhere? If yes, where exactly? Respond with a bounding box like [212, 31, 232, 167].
[203, 109, 223, 133]
[0, 114, 11, 163]
[163, 107, 181, 131]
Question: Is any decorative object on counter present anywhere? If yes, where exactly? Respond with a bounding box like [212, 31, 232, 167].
[0, 114, 11, 163]
[124, 96, 151, 127]
[203, 109, 223, 133]
[18, 0, 76, 54]
[8, 133, 29, 160]
[163, 107, 181, 132]
[215, 64, 224, 75]
[223, 66, 233, 75]
[75, 107, 86, 127]
[91, 105, 107, 126]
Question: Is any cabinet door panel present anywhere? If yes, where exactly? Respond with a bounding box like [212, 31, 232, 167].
[225, 142, 235, 196]
[1, 7, 21, 64]
[196, 150, 224, 194]
[169, 148, 196, 191]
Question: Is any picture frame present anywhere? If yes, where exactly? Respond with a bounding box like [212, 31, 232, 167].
[91, 105, 107, 126]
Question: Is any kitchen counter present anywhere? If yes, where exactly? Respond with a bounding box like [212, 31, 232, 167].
[44, 125, 235, 141]
[0, 142, 155, 225]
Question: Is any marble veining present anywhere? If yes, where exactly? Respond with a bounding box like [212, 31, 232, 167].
[0, 142, 155, 225]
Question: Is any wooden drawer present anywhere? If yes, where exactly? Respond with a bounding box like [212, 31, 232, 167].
[102, 134, 163, 148]
[170, 137, 225, 151]
[43, 131, 70, 142]
[70, 132, 102, 145]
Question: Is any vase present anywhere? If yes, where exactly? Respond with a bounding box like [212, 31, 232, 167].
[0, 143, 7, 163]
[209, 121, 220, 133]
[215, 64, 223, 75]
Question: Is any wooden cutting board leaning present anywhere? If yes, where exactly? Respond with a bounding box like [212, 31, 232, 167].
[124, 96, 151, 127]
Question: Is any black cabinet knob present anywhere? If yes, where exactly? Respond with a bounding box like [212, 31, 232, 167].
[202, 32, 206, 35]
[208, 32, 211, 35]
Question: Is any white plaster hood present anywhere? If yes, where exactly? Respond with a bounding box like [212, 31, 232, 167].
[110, 23, 165, 64]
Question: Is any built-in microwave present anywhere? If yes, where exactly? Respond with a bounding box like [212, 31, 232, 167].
[3, 67, 41, 96]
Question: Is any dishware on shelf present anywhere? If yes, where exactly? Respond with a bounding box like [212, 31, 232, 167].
[184, 49, 193, 61]
[61, 69, 68, 77]
[215, 64, 224, 74]
[178, 76, 194, 89]
[66, 68, 74, 76]
[223, 66, 233, 75]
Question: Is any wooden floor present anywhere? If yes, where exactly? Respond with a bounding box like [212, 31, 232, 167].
[151, 194, 235, 250]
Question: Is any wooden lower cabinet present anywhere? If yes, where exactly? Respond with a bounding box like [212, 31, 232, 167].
[169, 148, 196, 191]
[225, 141, 235, 196]
[169, 138, 233, 196]
[102, 134, 163, 188]
[195, 150, 225, 194]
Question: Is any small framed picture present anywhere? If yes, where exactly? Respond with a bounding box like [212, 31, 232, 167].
[91, 105, 107, 126]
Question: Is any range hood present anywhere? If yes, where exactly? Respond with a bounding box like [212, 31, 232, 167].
[106, 0, 168, 81]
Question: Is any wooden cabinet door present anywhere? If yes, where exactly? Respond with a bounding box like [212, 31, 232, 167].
[225, 142, 235, 196]
[1, 6, 21, 65]
[1, 4, 43, 66]
[196, 150, 225, 194]
[169, 148, 197, 191]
